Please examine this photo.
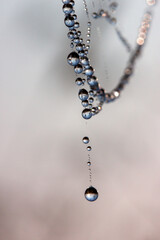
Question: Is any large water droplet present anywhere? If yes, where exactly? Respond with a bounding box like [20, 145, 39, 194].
[63, 4, 73, 14]
[67, 52, 79, 66]
[82, 108, 92, 120]
[64, 15, 75, 27]
[84, 186, 98, 202]
[82, 136, 89, 144]
[78, 89, 89, 101]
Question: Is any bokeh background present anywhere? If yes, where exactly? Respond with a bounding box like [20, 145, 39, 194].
[1, 0, 160, 239]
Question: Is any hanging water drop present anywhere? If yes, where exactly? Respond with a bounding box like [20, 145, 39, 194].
[81, 100, 88, 107]
[63, 4, 73, 14]
[78, 89, 89, 101]
[82, 108, 92, 119]
[67, 52, 79, 66]
[82, 136, 89, 144]
[87, 146, 92, 151]
[84, 186, 98, 202]
[64, 15, 75, 27]
[75, 78, 83, 86]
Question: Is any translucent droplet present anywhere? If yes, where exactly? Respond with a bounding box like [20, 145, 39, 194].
[67, 52, 79, 66]
[63, 4, 73, 15]
[82, 136, 89, 144]
[78, 50, 85, 57]
[87, 76, 98, 86]
[76, 43, 83, 51]
[87, 146, 92, 151]
[62, 0, 71, 4]
[67, 31, 74, 39]
[80, 56, 89, 66]
[81, 100, 88, 107]
[73, 38, 80, 44]
[84, 186, 98, 202]
[89, 90, 94, 96]
[88, 97, 94, 104]
[64, 15, 75, 27]
[109, 2, 118, 12]
[85, 67, 94, 76]
[74, 64, 83, 74]
[87, 161, 91, 166]
[137, 37, 144, 46]
[92, 12, 98, 18]
[74, 22, 80, 28]
[75, 78, 83, 86]
[70, 0, 75, 6]
[110, 17, 117, 25]
[70, 42, 74, 48]
[82, 109, 92, 120]
[73, 14, 77, 20]
[78, 89, 89, 101]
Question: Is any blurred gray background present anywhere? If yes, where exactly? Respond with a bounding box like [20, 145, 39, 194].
[1, 0, 160, 239]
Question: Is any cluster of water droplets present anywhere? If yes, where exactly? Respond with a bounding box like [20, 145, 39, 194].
[62, 0, 156, 202]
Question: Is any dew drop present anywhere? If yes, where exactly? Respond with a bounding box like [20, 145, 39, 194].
[75, 78, 83, 86]
[62, 4, 73, 15]
[67, 52, 79, 66]
[84, 186, 98, 202]
[81, 100, 88, 107]
[82, 108, 92, 120]
[87, 146, 92, 151]
[78, 89, 89, 101]
[64, 15, 75, 27]
[82, 136, 89, 144]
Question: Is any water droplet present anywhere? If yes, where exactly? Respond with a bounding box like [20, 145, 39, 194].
[75, 78, 83, 86]
[87, 161, 91, 166]
[80, 56, 89, 65]
[76, 43, 83, 51]
[84, 186, 98, 202]
[67, 52, 79, 66]
[109, 2, 118, 12]
[92, 12, 98, 18]
[82, 109, 92, 120]
[89, 90, 94, 96]
[78, 89, 89, 101]
[64, 15, 75, 27]
[81, 100, 88, 107]
[87, 146, 92, 151]
[87, 76, 98, 86]
[70, 42, 74, 48]
[85, 67, 94, 76]
[74, 64, 83, 74]
[88, 97, 94, 104]
[63, 4, 73, 14]
[74, 22, 80, 28]
[67, 31, 74, 39]
[82, 136, 89, 144]
[62, 0, 71, 4]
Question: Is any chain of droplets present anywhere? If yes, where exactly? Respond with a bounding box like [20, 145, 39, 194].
[82, 136, 92, 183]
[62, 0, 155, 120]
[82, 0, 92, 51]
[82, 136, 98, 202]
